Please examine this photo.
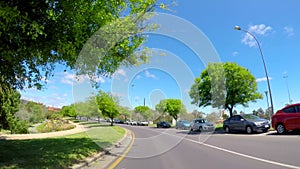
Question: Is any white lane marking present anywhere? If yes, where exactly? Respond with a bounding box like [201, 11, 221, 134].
[159, 130, 300, 169]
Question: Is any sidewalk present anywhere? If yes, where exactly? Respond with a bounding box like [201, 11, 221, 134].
[73, 128, 133, 169]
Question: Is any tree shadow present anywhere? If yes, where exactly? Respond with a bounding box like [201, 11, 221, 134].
[0, 137, 108, 169]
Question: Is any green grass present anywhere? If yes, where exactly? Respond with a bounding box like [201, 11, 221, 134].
[0, 123, 125, 169]
[214, 123, 223, 131]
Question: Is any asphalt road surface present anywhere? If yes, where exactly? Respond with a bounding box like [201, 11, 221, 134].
[112, 125, 300, 169]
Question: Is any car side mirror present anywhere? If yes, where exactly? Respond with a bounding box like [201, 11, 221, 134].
[241, 119, 245, 122]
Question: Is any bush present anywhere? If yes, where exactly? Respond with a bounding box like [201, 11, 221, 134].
[7, 115, 29, 134]
[37, 119, 75, 133]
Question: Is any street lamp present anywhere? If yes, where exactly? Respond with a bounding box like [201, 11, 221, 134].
[264, 91, 271, 121]
[283, 74, 292, 104]
[234, 25, 274, 116]
[130, 83, 134, 121]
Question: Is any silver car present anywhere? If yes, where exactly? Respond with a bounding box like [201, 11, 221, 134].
[176, 120, 191, 130]
[190, 118, 215, 132]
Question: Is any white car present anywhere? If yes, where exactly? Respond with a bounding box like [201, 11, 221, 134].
[129, 120, 137, 125]
[190, 118, 215, 132]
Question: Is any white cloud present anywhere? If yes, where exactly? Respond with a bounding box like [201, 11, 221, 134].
[115, 69, 126, 77]
[284, 26, 294, 37]
[232, 51, 239, 57]
[145, 70, 157, 79]
[256, 77, 272, 83]
[242, 24, 272, 47]
[60, 72, 105, 85]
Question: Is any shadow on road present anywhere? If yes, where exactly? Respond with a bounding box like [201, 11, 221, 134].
[267, 130, 300, 136]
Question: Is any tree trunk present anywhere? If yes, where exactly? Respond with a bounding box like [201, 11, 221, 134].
[110, 118, 113, 126]
[228, 106, 233, 117]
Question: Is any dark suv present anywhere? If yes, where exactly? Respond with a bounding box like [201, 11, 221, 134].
[223, 114, 270, 134]
[272, 103, 300, 134]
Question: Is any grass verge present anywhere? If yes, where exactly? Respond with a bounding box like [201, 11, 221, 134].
[0, 122, 125, 169]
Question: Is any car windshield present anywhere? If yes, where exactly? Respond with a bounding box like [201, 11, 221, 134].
[182, 120, 190, 124]
[242, 114, 260, 120]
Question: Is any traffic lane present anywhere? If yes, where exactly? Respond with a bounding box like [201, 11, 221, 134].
[188, 132, 300, 167]
[120, 125, 185, 159]
[114, 127, 287, 169]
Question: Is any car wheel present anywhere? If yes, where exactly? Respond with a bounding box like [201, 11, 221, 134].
[276, 124, 286, 134]
[246, 126, 253, 134]
[225, 126, 230, 133]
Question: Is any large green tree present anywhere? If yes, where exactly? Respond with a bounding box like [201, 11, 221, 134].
[189, 62, 262, 117]
[0, 0, 158, 90]
[155, 99, 184, 121]
[96, 91, 119, 126]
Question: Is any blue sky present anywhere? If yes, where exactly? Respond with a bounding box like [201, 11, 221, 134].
[20, 0, 300, 115]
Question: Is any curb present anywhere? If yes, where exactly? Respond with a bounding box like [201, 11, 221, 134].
[70, 127, 132, 169]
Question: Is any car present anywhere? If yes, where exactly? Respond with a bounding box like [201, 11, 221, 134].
[190, 118, 214, 132]
[176, 120, 191, 130]
[223, 114, 270, 134]
[272, 103, 300, 134]
[137, 121, 149, 126]
[129, 120, 137, 125]
[156, 121, 171, 128]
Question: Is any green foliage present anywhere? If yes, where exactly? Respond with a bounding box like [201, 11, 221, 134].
[134, 106, 153, 120]
[1, 0, 158, 90]
[190, 62, 262, 117]
[117, 106, 131, 121]
[96, 91, 119, 126]
[16, 100, 47, 123]
[155, 99, 185, 121]
[60, 105, 76, 118]
[0, 84, 29, 133]
[155, 100, 167, 114]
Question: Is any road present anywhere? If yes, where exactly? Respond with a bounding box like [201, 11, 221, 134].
[110, 125, 300, 169]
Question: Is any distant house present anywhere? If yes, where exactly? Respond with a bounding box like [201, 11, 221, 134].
[47, 107, 61, 112]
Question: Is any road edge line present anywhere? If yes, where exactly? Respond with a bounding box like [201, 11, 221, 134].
[107, 129, 135, 169]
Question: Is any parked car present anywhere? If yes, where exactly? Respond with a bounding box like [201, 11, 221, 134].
[176, 120, 191, 130]
[272, 103, 300, 134]
[223, 114, 270, 134]
[113, 119, 124, 124]
[157, 121, 171, 128]
[190, 118, 214, 132]
[137, 121, 149, 126]
[129, 120, 137, 125]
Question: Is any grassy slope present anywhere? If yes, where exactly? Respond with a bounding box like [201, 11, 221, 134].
[0, 123, 125, 169]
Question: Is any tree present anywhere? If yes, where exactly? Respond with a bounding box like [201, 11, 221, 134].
[190, 62, 262, 117]
[1, 0, 159, 90]
[134, 106, 153, 121]
[96, 91, 119, 126]
[60, 105, 76, 118]
[156, 99, 184, 122]
[155, 100, 167, 114]
[206, 112, 220, 123]
[117, 106, 131, 121]
[0, 86, 28, 133]
[191, 110, 204, 119]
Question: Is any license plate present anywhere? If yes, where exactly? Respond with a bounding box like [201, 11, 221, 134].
[265, 125, 269, 128]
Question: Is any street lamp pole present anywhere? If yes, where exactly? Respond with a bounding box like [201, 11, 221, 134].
[264, 91, 271, 121]
[234, 26, 274, 116]
[131, 83, 134, 121]
[283, 75, 292, 104]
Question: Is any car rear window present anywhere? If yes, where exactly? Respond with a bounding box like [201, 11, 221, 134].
[283, 106, 296, 113]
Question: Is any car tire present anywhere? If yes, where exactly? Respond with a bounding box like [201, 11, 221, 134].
[225, 126, 230, 133]
[276, 124, 286, 134]
[246, 126, 253, 134]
